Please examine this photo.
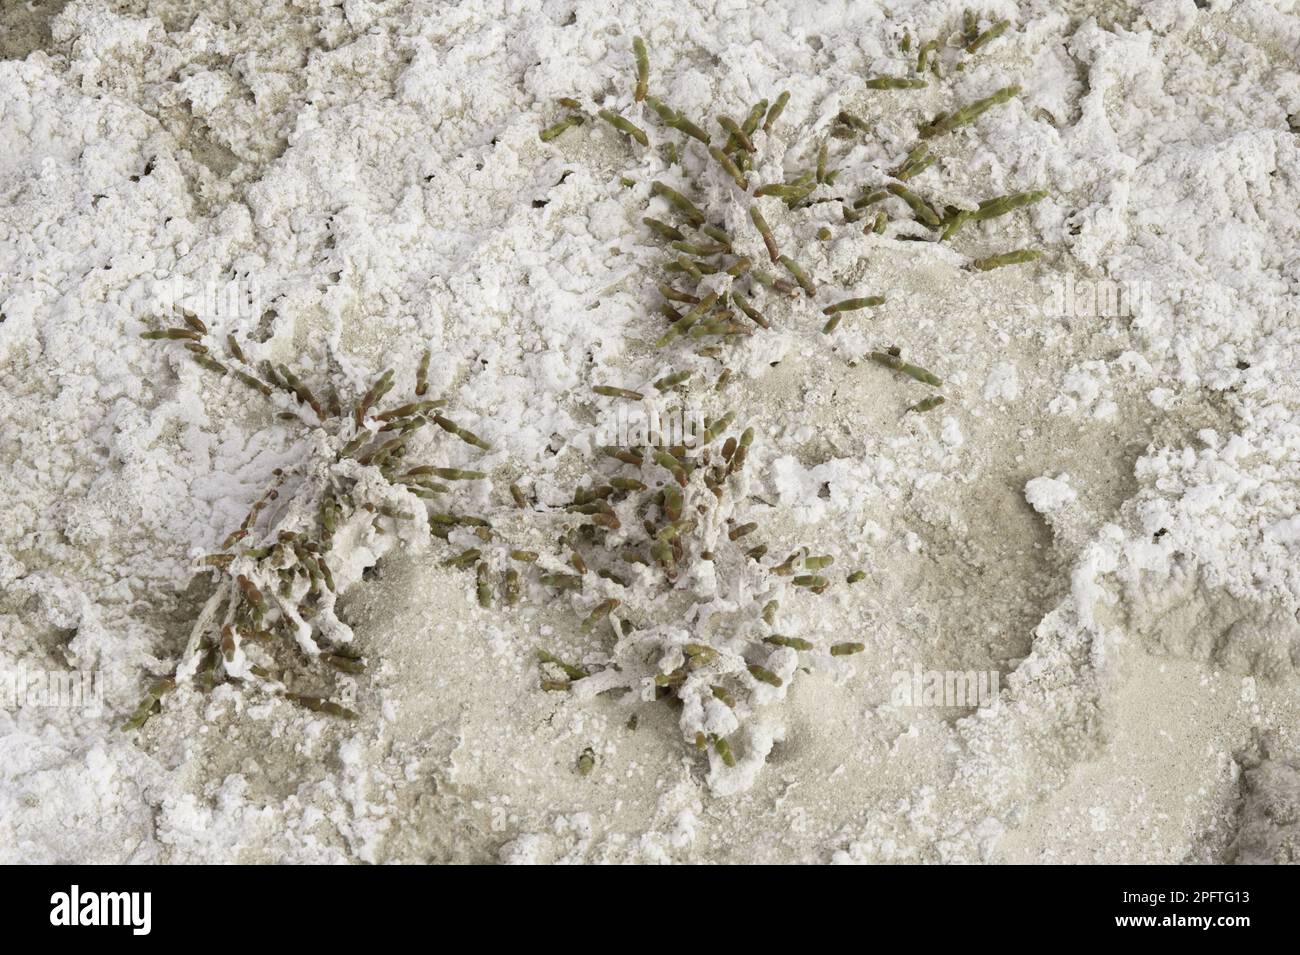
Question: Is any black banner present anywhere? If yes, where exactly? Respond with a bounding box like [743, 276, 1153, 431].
[10, 865, 1285, 939]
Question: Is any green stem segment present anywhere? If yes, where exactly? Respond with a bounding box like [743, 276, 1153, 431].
[823, 296, 885, 315]
[972, 249, 1041, 270]
[777, 254, 816, 295]
[763, 91, 790, 132]
[633, 36, 648, 102]
[749, 206, 779, 262]
[869, 350, 943, 387]
[919, 85, 1020, 139]
[598, 109, 649, 147]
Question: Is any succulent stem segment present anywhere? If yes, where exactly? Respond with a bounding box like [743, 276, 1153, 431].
[971, 249, 1041, 270]
[763, 91, 790, 132]
[540, 114, 584, 142]
[869, 350, 943, 387]
[891, 144, 933, 181]
[836, 110, 871, 133]
[633, 36, 649, 102]
[645, 96, 710, 143]
[919, 85, 1020, 139]
[887, 183, 941, 227]
[651, 180, 706, 224]
[916, 39, 941, 74]
[972, 190, 1047, 221]
[716, 116, 755, 152]
[866, 76, 927, 90]
[908, 395, 946, 413]
[777, 254, 816, 295]
[966, 19, 1009, 55]
[598, 109, 649, 147]
[823, 296, 885, 315]
[709, 146, 749, 190]
[749, 206, 780, 262]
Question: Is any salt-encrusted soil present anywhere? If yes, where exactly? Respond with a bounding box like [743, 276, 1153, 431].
[1, 0, 1298, 863]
